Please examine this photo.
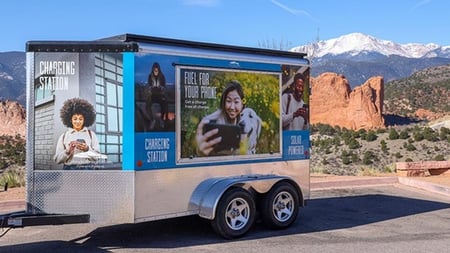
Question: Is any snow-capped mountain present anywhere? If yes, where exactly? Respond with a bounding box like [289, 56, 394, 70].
[292, 33, 450, 59]
[289, 33, 450, 87]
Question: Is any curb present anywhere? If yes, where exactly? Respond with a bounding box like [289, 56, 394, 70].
[398, 177, 450, 197]
[311, 177, 399, 190]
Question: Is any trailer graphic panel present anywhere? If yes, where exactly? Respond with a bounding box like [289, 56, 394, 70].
[133, 53, 309, 170]
[33, 52, 124, 171]
[179, 66, 281, 160]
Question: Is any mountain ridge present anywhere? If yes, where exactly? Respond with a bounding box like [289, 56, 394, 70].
[292, 32, 450, 59]
[288, 33, 450, 87]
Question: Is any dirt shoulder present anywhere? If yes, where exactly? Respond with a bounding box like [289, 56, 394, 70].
[0, 186, 26, 202]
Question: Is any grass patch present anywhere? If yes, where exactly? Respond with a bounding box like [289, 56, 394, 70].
[0, 167, 25, 189]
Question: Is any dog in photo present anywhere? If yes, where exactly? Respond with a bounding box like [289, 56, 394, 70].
[239, 107, 262, 154]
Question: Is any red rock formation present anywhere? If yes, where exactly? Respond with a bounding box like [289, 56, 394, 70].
[310, 72, 385, 130]
[0, 100, 26, 136]
[414, 108, 446, 121]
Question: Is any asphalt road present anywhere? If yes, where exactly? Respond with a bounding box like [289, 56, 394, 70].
[1, 184, 450, 253]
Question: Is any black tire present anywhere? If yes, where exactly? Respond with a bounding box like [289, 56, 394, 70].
[211, 187, 256, 239]
[261, 181, 299, 229]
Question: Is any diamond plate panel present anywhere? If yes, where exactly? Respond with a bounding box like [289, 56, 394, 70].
[31, 171, 134, 223]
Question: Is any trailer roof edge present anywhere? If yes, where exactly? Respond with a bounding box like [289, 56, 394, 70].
[101, 33, 307, 59]
[26, 41, 139, 52]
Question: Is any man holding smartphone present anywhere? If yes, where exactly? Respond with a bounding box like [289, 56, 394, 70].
[282, 73, 309, 130]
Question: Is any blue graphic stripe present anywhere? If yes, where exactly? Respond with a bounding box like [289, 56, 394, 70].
[122, 52, 135, 170]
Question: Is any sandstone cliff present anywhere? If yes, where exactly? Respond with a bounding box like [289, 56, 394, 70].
[310, 72, 385, 130]
[0, 100, 26, 136]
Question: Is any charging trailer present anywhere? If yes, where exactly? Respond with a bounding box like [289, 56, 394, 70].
[5, 34, 310, 239]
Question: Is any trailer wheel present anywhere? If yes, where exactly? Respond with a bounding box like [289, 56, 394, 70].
[211, 187, 256, 239]
[261, 181, 299, 229]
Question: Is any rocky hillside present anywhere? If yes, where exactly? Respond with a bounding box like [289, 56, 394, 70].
[311, 123, 450, 176]
[0, 100, 26, 137]
[384, 64, 450, 120]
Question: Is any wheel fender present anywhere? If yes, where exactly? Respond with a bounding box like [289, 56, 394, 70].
[189, 175, 295, 220]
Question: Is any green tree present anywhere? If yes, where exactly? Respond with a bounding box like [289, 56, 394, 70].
[347, 138, 360, 149]
[413, 131, 424, 142]
[363, 151, 375, 165]
[332, 136, 342, 147]
[365, 130, 377, 142]
[439, 127, 450, 141]
[399, 130, 409, 139]
[406, 143, 416, 151]
[423, 127, 438, 142]
[389, 128, 399, 140]
[380, 140, 389, 153]
[342, 156, 352, 165]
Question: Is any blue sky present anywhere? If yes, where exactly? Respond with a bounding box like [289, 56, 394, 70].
[1, 0, 449, 52]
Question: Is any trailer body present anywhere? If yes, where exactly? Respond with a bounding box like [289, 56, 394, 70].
[21, 34, 310, 238]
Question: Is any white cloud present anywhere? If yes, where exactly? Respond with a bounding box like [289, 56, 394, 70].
[270, 0, 312, 17]
[411, 0, 432, 11]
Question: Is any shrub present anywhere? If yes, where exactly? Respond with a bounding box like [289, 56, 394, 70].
[365, 130, 377, 142]
[423, 127, 439, 142]
[332, 136, 342, 147]
[389, 128, 399, 140]
[434, 154, 445, 161]
[0, 168, 25, 188]
[399, 130, 409, 139]
[383, 165, 395, 173]
[413, 131, 424, 142]
[406, 143, 416, 151]
[376, 128, 387, 134]
[314, 123, 337, 136]
[363, 151, 375, 165]
[380, 140, 389, 153]
[347, 138, 361, 149]
[342, 156, 352, 165]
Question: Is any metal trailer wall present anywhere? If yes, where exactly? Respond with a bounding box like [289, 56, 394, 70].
[134, 160, 309, 222]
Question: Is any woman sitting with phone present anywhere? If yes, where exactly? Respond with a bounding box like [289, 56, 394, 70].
[53, 97, 102, 169]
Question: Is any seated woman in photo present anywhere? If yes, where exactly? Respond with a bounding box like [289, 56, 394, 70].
[53, 97, 103, 169]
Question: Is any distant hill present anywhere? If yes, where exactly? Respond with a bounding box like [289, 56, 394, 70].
[311, 56, 450, 87]
[384, 64, 450, 118]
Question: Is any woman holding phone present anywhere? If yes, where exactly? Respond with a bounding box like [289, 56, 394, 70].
[195, 80, 245, 156]
[54, 97, 101, 169]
